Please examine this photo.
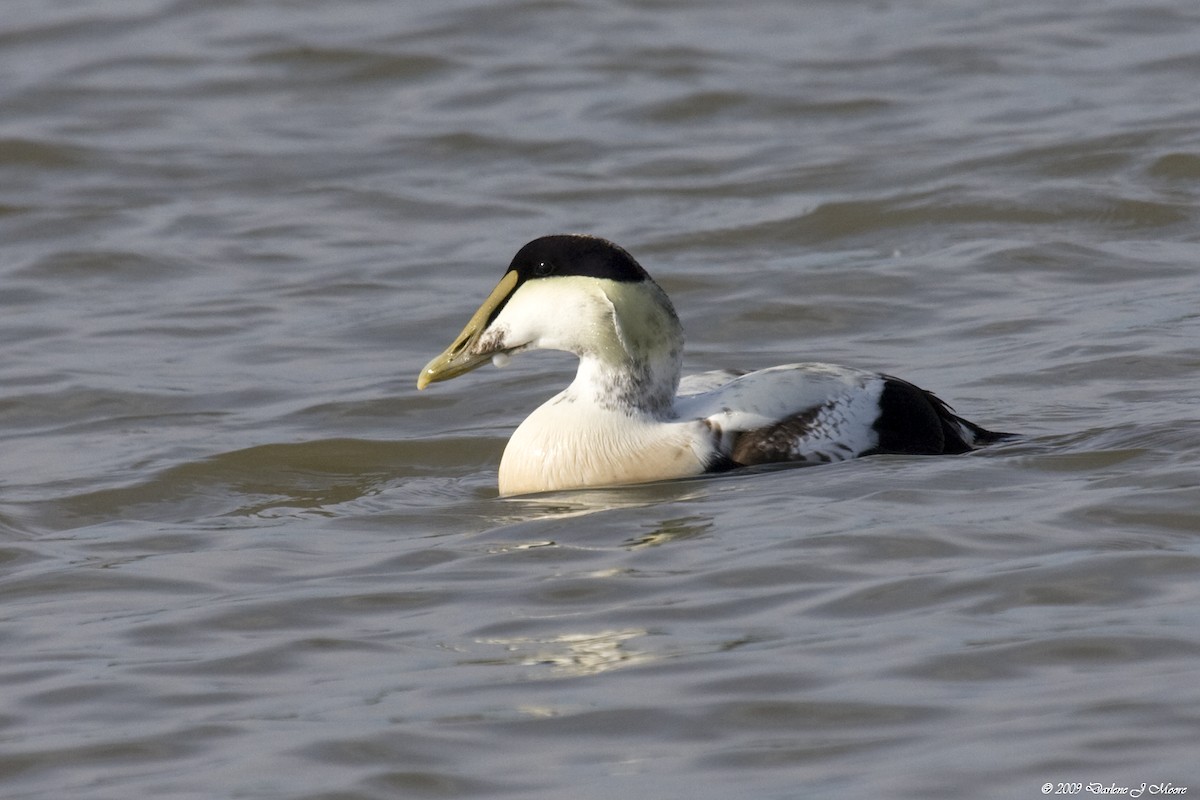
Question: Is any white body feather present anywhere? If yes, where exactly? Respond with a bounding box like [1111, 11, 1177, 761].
[499, 362, 888, 495]
[678, 364, 887, 462]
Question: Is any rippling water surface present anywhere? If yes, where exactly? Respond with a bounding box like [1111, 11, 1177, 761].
[3, 1, 1200, 797]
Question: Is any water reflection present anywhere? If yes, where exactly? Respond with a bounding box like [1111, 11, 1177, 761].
[624, 515, 713, 548]
[481, 485, 718, 550]
[473, 628, 655, 677]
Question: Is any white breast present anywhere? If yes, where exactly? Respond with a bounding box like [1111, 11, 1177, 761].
[497, 393, 707, 496]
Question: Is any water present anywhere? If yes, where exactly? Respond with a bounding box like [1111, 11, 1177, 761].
[3, 0, 1200, 797]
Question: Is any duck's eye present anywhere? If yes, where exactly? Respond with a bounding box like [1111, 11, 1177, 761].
[532, 260, 555, 278]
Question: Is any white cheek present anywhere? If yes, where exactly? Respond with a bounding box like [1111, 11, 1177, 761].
[492, 352, 511, 368]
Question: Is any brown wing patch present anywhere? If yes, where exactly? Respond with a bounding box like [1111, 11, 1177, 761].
[730, 406, 856, 466]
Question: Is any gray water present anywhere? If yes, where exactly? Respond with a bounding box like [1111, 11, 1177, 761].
[2, 1, 1200, 797]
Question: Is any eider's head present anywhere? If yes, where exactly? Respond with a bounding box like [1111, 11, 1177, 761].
[417, 235, 683, 404]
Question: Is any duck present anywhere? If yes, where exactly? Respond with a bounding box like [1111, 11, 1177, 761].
[417, 234, 1011, 496]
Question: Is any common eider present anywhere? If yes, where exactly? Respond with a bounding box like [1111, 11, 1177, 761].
[418, 234, 1011, 496]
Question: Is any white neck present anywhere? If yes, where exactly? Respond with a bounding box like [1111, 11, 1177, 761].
[565, 346, 680, 416]
[581, 278, 683, 416]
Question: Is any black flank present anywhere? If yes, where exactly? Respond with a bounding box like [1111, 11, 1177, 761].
[870, 376, 1010, 455]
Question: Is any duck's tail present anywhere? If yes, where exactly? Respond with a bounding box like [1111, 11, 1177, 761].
[942, 410, 1018, 453]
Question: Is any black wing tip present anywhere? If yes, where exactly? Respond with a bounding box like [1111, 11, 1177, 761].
[876, 376, 1013, 455]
